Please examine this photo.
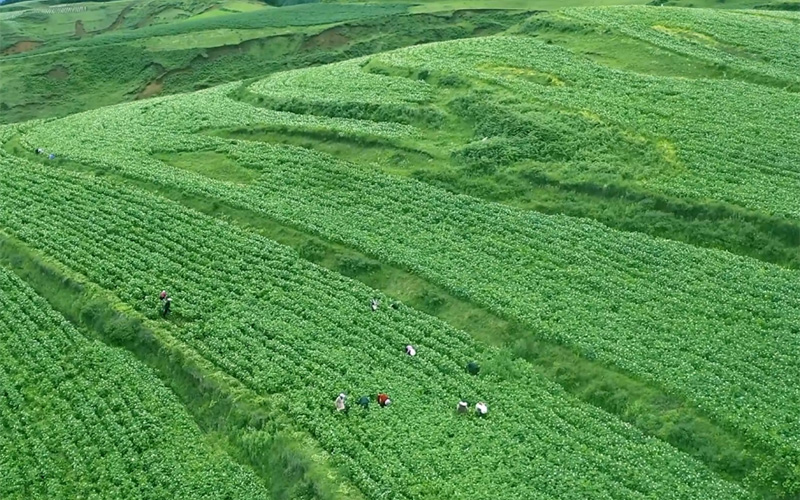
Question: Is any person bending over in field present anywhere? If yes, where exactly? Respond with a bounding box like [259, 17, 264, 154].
[457, 401, 469, 414]
[371, 298, 380, 311]
[475, 402, 488, 416]
[162, 297, 172, 317]
[335, 393, 347, 412]
[377, 393, 391, 407]
[405, 345, 416, 356]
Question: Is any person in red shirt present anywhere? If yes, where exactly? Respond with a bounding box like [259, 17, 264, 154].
[377, 393, 391, 407]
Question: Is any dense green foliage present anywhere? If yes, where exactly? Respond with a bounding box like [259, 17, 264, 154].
[0, 142, 749, 499]
[561, 6, 800, 88]
[19, 76, 800, 465]
[13, 19, 800, 493]
[4, 2, 800, 498]
[0, 267, 271, 499]
[0, 1, 525, 124]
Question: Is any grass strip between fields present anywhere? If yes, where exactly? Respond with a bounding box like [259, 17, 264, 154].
[134, 185, 781, 498]
[4, 147, 784, 498]
[0, 233, 363, 500]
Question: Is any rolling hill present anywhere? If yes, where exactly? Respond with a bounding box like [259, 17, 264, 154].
[2, 1, 800, 499]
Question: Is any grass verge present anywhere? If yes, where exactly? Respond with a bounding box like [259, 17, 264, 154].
[0, 232, 362, 500]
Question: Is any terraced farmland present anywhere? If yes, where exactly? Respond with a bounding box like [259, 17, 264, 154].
[0, 152, 751, 499]
[2, 2, 800, 499]
[0, 267, 270, 499]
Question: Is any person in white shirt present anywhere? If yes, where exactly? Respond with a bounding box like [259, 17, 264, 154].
[335, 393, 347, 412]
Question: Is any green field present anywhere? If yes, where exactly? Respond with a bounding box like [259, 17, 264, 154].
[2, 0, 800, 499]
[0, 266, 272, 499]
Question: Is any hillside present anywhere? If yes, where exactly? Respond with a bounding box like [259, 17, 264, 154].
[0, 266, 274, 499]
[2, 0, 800, 123]
[0, 0, 529, 123]
[2, 1, 800, 500]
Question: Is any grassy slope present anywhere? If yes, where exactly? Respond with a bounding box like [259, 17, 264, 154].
[0, 0, 530, 123]
[3, 0, 798, 124]
[5, 8, 800, 492]
[221, 33, 800, 272]
[3, 1, 800, 499]
[0, 235, 359, 500]
[352, 0, 800, 9]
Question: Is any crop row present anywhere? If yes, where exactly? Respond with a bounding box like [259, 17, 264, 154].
[32, 53, 800, 221]
[560, 6, 800, 85]
[246, 33, 800, 221]
[377, 36, 800, 217]
[0, 266, 270, 499]
[251, 59, 435, 106]
[0, 152, 746, 499]
[17, 74, 800, 468]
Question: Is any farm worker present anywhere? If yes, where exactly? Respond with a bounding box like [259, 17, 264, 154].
[390, 301, 400, 310]
[35, 147, 43, 154]
[377, 393, 391, 407]
[457, 401, 468, 413]
[48, 153, 55, 160]
[405, 345, 416, 356]
[467, 361, 480, 376]
[159, 290, 167, 300]
[475, 402, 488, 416]
[358, 396, 370, 409]
[335, 393, 347, 412]
[162, 297, 172, 317]
[371, 298, 380, 311]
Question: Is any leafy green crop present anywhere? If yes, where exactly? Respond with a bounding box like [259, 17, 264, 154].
[0, 267, 270, 499]
[560, 6, 800, 87]
[6, 6, 800, 496]
[15, 30, 800, 484]
[0, 150, 747, 499]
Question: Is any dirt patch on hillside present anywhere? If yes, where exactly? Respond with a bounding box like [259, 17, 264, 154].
[197, 4, 221, 15]
[104, 4, 133, 32]
[136, 6, 188, 28]
[206, 43, 245, 60]
[75, 20, 87, 37]
[47, 65, 70, 80]
[205, 34, 298, 61]
[301, 27, 350, 50]
[138, 80, 164, 99]
[2, 40, 42, 55]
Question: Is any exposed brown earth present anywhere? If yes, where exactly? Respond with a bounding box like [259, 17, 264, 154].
[47, 65, 70, 80]
[137, 79, 164, 99]
[301, 27, 350, 51]
[2, 40, 42, 55]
